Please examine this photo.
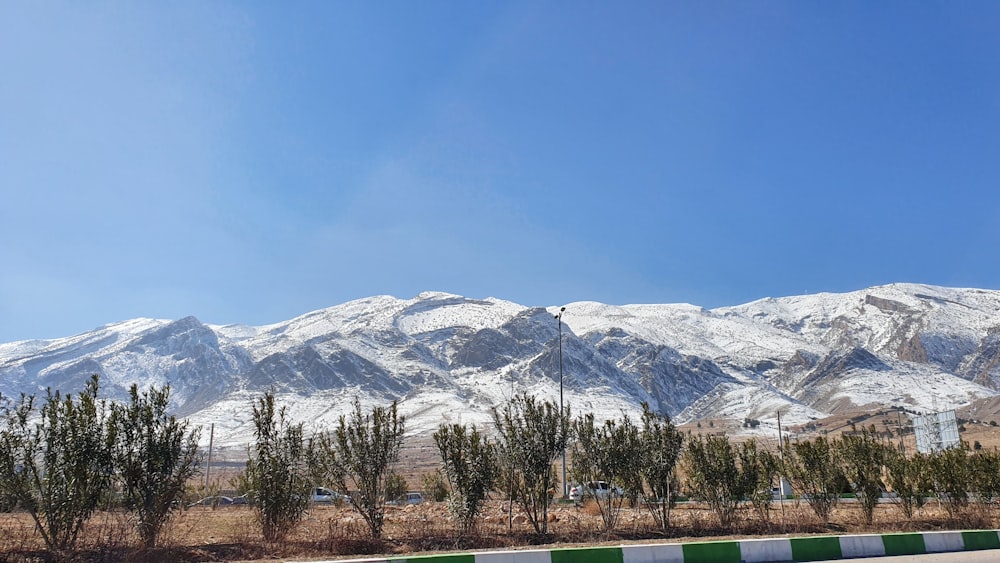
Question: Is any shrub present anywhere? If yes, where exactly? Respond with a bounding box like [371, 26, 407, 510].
[312, 398, 406, 539]
[837, 425, 888, 525]
[928, 444, 972, 520]
[0, 375, 113, 552]
[109, 383, 201, 548]
[639, 403, 684, 530]
[884, 448, 930, 520]
[421, 469, 449, 502]
[682, 434, 745, 528]
[783, 436, 843, 524]
[384, 472, 407, 504]
[244, 391, 311, 542]
[492, 393, 569, 536]
[739, 439, 778, 524]
[570, 411, 642, 533]
[433, 423, 498, 533]
[970, 449, 1000, 513]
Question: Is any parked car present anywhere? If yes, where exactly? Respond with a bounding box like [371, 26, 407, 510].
[311, 487, 349, 503]
[188, 495, 233, 508]
[570, 481, 623, 502]
[388, 492, 424, 506]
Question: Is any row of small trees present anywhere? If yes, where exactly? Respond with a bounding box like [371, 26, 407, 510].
[240, 392, 673, 540]
[784, 425, 1000, 526]
[674, 425, 1000, 530]
[0, 376, 199, 552]
[433, 395, 687, 536]
[3, 379, 998, 554]
[241, 393, 407, 542]
[0, 377, 409, 551]
[431, 404, 1000, 536]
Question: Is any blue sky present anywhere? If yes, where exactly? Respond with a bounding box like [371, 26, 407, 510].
[2, 1, 999, 343]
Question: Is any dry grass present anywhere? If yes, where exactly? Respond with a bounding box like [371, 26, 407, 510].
[1, 498, 998, 562]
[6, 412, 999, 561]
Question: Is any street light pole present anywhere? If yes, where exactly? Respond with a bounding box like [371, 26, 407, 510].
[555, 306, 567, 498]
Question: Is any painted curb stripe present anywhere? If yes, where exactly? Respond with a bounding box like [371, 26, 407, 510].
[881, 533, 926, 556]
[680, 540, 741, 563]
[839, 534, 884, 559]
[923, 531, 964, 553]
[738, 538, 793, 562]
[621, 543, 685, 563]
[294, 529, 1000, 563]
[961, 530, 1000, 551]
[549, 546, 623, 563]
[789, 536, 841, 562]
[403, 555, 475, 563]
[475, 549, 552, 563]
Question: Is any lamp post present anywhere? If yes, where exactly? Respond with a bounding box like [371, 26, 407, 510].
[555, 306, 567, 498]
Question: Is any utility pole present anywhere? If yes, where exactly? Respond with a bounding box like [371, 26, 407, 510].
[776, 410, 785, 525]
[896, 409, 906, 454]
[204, 422, 215, 491]
[508, 365, 515, 530]
[555, 306, 567, 498]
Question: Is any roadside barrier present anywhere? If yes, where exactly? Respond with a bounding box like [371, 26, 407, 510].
[298, 530, 1000, 562]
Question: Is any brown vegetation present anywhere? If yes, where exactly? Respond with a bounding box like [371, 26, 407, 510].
[0, 497, 997, 562]
[6, 396, 1000, 562]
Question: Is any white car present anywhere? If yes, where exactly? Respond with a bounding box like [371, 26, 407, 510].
[388, 492, 424, 506]
[311, 487, 348, 503]
[570, 481, 623, 501]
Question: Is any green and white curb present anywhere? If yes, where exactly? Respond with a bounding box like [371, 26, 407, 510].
[299, 530, 1000, 562]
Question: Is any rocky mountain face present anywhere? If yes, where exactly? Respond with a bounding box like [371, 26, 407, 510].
[1, 284, 998, 448]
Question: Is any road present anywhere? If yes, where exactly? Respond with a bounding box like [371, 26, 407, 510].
[814, 550, 1000, 562]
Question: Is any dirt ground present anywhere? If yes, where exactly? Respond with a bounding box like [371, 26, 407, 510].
[0, 497, 996, 562]
[6, 407, 999, 561]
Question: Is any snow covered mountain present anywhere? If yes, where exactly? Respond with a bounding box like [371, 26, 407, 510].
[1, 284, 999, 450]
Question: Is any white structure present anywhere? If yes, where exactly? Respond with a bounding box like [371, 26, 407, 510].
[912, 410, 960, 453]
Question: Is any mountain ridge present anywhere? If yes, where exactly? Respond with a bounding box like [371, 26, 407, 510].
[2, 283, 998, 450]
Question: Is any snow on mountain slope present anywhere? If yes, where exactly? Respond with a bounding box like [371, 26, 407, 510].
[560, 301, 823, 368]
[564, 284, 1000, 416]
[721, 284, 1000, 355]
[680, 382, 825, 424]
[395, 294, 526, 336]
[0, 317, 173, 392]
[1, 284, 999, 450]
